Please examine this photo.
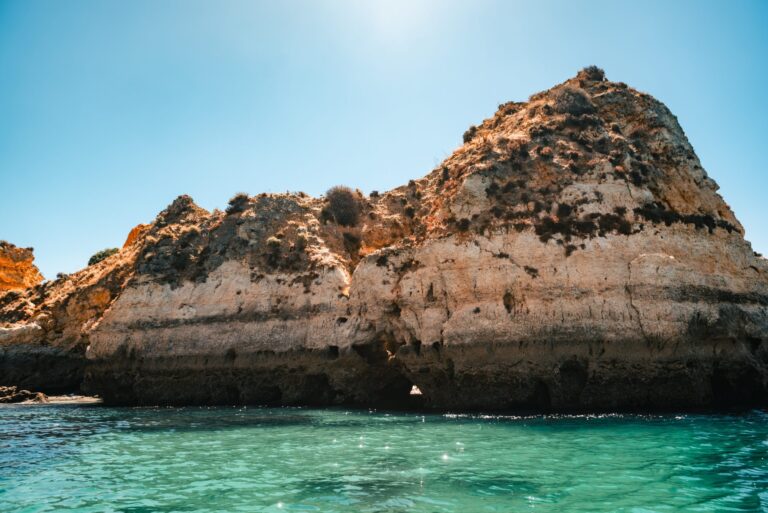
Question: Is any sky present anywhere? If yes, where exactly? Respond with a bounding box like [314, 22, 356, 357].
[1, 0, 767, 278]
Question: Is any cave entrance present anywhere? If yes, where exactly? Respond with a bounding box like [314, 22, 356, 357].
[371, 371, 424, 410]
[351, 332, 425, 410]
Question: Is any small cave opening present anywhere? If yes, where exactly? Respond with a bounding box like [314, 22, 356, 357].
[711, 362, 764, 408]
[371, 372, 425, 410]
[350, 332, 427, 410]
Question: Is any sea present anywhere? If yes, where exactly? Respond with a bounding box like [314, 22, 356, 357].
[1, 405, 767, 512]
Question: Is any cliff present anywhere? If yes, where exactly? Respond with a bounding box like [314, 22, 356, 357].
[2, 67, 767, 409]
[0, 242, 43, 292]
[0, 237, 138, 393]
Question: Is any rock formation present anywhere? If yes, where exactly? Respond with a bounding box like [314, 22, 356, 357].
[2, 67, 767, 410]
[0, 241, 43, 291]
[0, 237, 137, 393]
[0, 385, 48, 403]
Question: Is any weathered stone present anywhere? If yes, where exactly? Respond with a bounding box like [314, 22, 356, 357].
[0, 241, 43, 291]
[2, 67, 767, 409]
[0, 385, 48, 403]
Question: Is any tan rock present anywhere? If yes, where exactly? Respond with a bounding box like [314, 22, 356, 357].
[0, 241, 43, 291]
[3, 67, 767, 409]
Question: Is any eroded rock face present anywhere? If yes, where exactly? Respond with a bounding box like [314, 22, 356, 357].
[0, 242, 43, 292]
[0, 234, 140, 393]
[3, 67, 768, 409]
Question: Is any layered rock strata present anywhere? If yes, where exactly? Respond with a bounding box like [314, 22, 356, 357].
[3, 67, 767, 409]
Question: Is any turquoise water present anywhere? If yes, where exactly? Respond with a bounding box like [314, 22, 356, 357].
[1, 406, 767, 512]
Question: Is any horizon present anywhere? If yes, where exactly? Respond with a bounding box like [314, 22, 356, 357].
[2, 0, 767, 278]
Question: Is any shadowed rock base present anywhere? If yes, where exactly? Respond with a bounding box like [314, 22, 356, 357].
[395, 341, 767, 411]
[83, 337, 767, 411]
[83, 347, 418, 408]
[0, 345, 85, 394]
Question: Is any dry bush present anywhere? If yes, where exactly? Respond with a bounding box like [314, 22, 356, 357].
[323, 186, 361, 227]
[552, 86, 596, 116]
[226, 192, 250, 214]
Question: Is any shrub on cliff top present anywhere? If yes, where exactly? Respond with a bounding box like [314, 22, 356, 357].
[463, 125, 478, 144]
[552, 86, 596, 116]
[226, 192, 250, 214]
[322, 186, 361, 227]
[579, 65, 606, 82]
[88, 247, 119, 266]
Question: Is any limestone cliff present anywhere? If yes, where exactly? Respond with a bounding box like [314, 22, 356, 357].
[0, 236, 139, 392]
[0, 241, 43, 291]
[2, 67, 767, 409]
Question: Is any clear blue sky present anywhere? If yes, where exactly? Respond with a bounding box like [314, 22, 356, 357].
[1, 0, 766, 278]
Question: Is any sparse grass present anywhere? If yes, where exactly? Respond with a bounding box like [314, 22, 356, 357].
[634, 204, 732, 234]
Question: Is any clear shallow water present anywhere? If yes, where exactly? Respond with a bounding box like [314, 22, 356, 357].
[1, 406, 767, 513]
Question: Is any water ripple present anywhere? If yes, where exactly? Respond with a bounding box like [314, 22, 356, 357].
[1, 405, 767, 512]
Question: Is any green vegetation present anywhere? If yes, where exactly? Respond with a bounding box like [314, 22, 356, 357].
[463, 125, 478, 144]
[580, 65, 606, 82]
[88, 248, 119, 266]
[226, 192, 250, 214]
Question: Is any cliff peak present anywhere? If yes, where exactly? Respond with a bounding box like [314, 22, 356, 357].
[407, 66, 742, 258]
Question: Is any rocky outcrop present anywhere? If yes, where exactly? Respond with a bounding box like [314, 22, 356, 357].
[0, 242, 43, 291]
[3, 67, 768, 409]
[0, 385, 48, 403]
[0, 235, 140, 393]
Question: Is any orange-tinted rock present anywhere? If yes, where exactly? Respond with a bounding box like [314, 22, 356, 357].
[0, 241, 43, 291]
[122, 224, 150, 248]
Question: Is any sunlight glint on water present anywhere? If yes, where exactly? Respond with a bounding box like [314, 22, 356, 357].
[1, 406, 767, 512]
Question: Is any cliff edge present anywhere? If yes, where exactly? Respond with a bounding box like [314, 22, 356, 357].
[0, 241, 43, 292]
[2, 67, 767, 409]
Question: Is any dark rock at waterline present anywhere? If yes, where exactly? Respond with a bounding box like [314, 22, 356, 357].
[0, 385, 48, 403]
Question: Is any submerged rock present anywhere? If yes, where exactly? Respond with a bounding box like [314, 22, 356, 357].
[2, 67, 767, 410]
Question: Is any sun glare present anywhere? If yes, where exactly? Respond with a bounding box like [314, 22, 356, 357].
[353, 0, 437, 42]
